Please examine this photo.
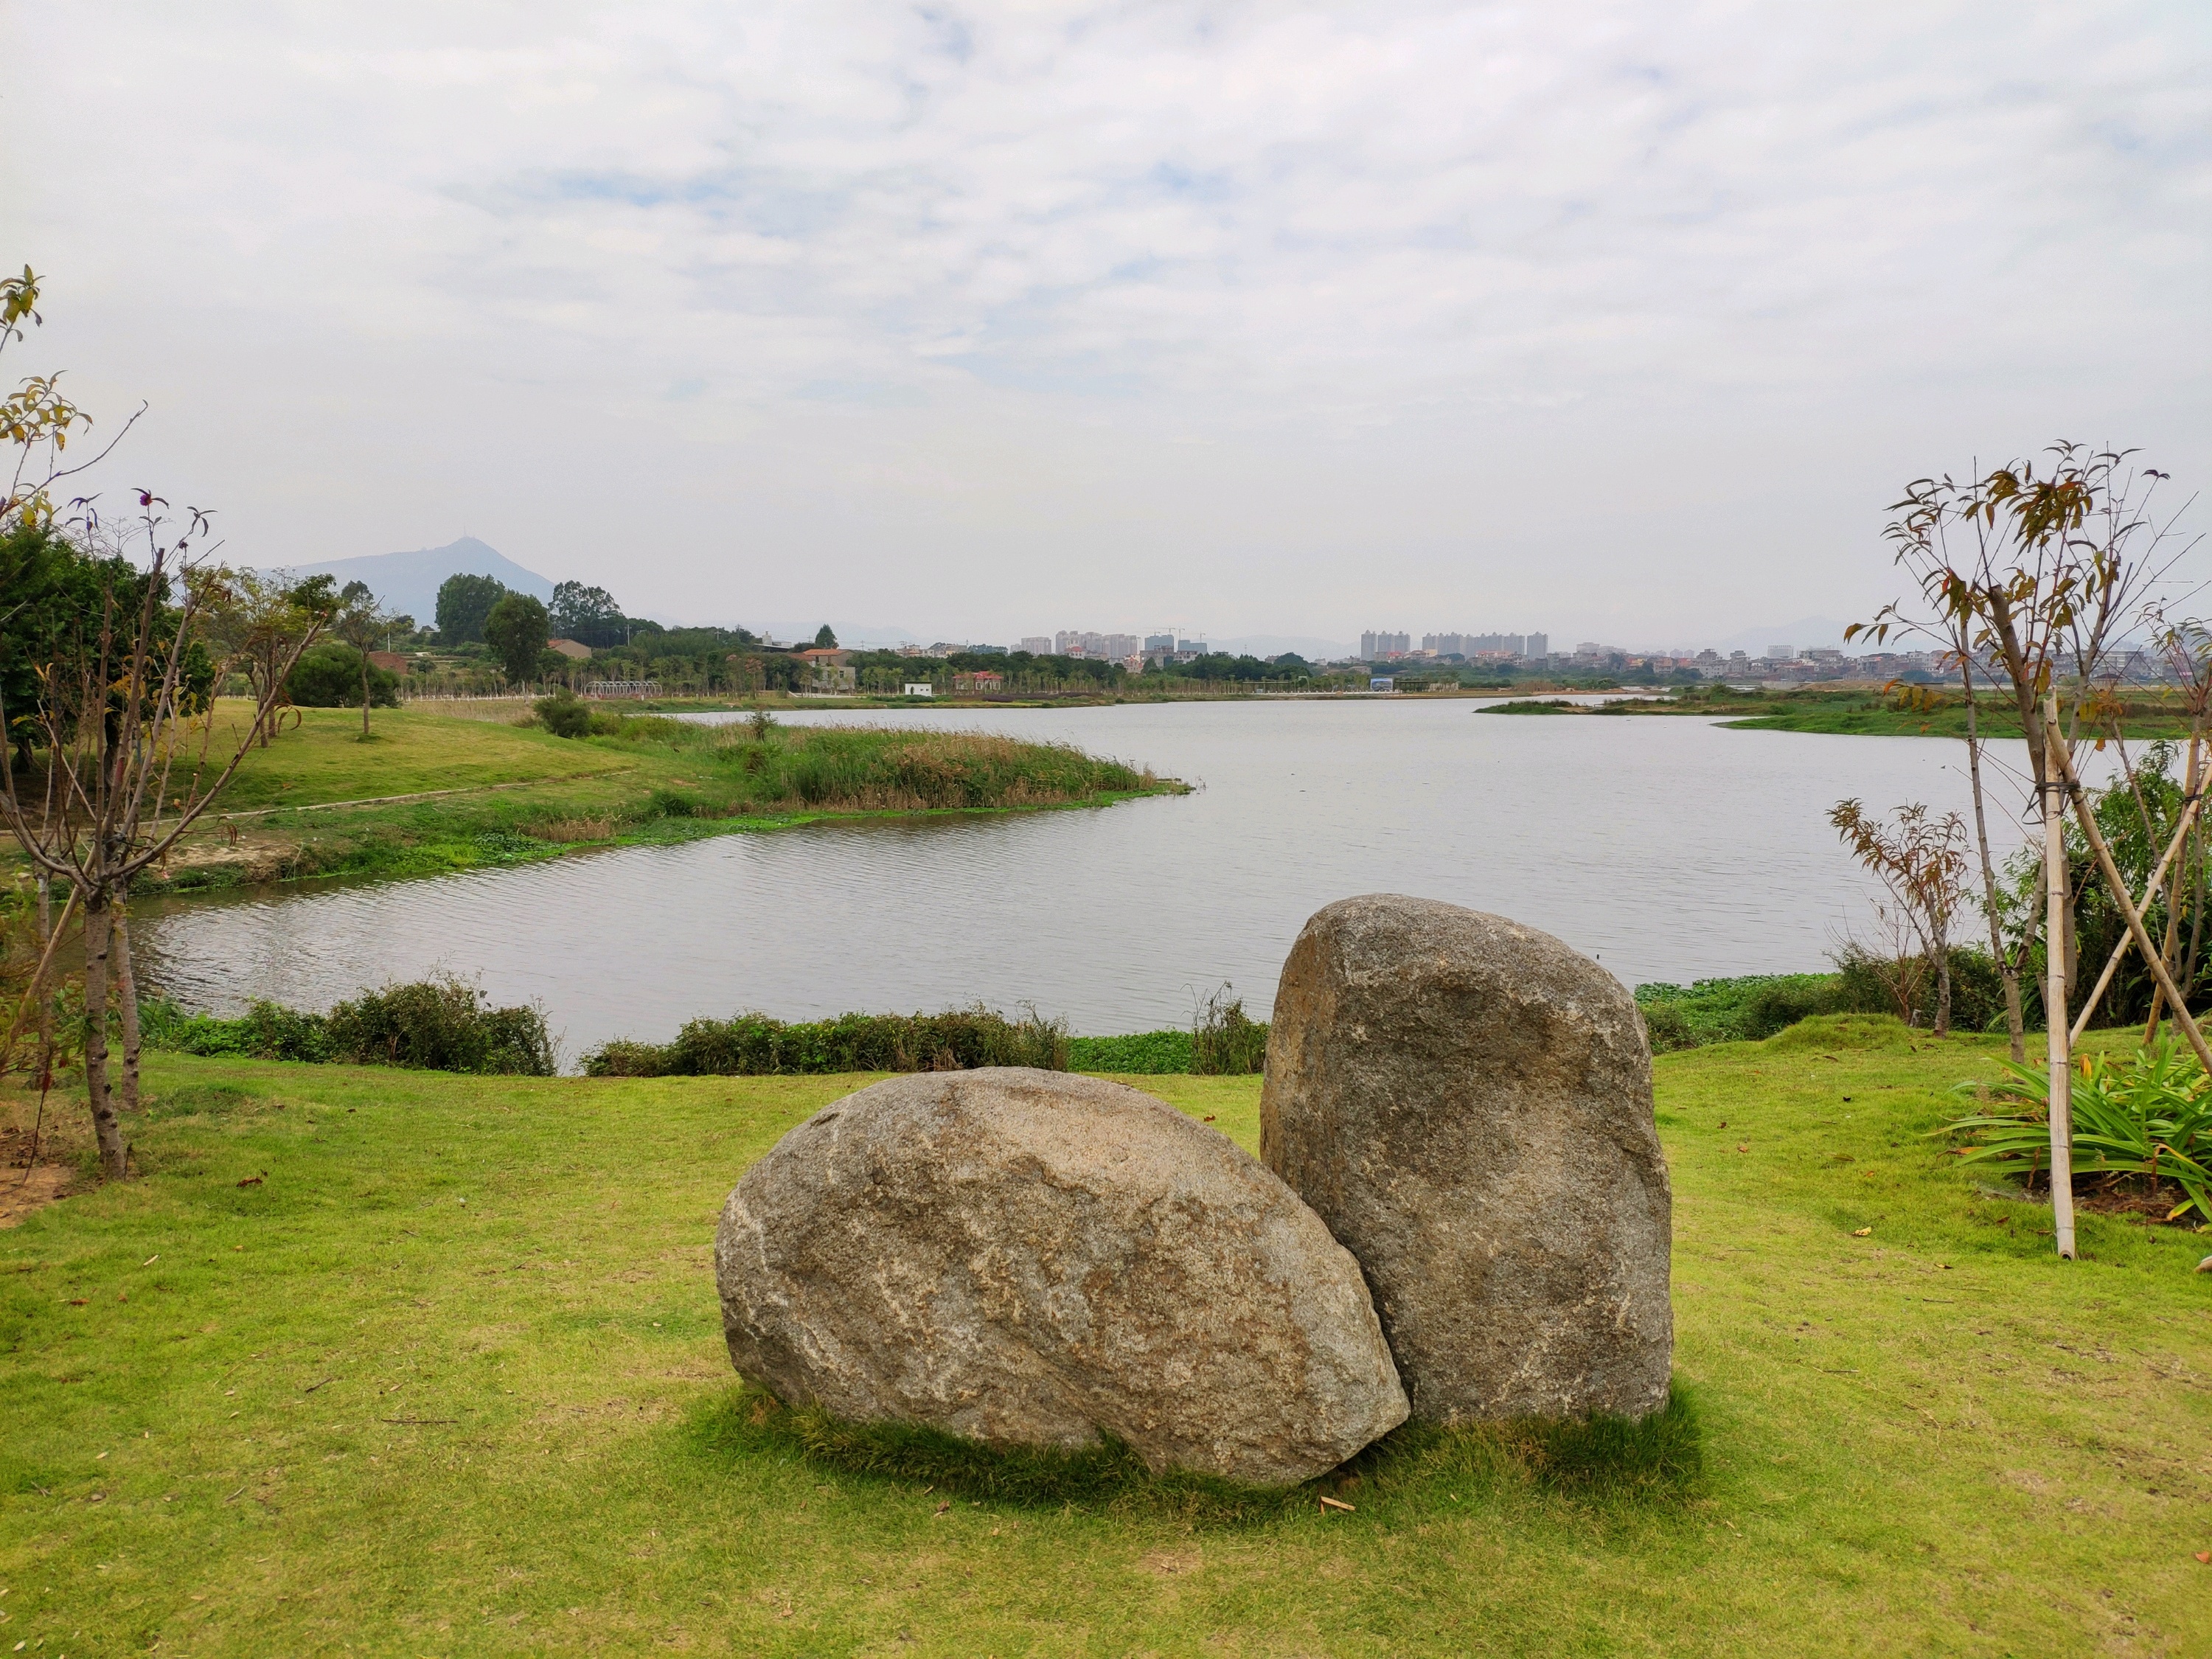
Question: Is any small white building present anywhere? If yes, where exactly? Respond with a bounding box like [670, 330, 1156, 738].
[902, 682, 935, 698]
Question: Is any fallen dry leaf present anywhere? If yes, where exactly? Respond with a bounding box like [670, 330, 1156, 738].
[2197, 1551, 2211, 1565]
[237, 1175, 263, 1188]
[1852, 1228, 1872, 1237]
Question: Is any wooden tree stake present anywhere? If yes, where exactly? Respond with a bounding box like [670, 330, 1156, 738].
[2042, 708, 2076, 1260]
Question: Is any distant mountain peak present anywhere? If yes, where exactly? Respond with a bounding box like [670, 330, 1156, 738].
[272, 538, 556, 624]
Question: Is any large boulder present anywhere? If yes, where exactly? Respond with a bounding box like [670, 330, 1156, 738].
[714, 1068, 1408, 1485]
[1260, 895, 1672, 1422]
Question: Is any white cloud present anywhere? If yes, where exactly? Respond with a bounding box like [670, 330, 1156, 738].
[7, 0, 2206, 642]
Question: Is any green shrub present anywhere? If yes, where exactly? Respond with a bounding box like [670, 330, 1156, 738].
[1634, 951, 2007, 1051]
[1634, 973, 1843, 1050]
[324, 976, 557, 1075]
[1191, 985, 1267, 1076]
[283, 644, 399, 709]
[647, 788, 700, 818]
[144, 997, 332, 1062]
[1831, 944, 2010, 1034]
[1068, 1031, 1194, 1074]
[1638, 1000, 1697, 1053]
[534, 687, 593, 738]
[585, 1005, 1068, 1077]
[146, 980, 554, 1075]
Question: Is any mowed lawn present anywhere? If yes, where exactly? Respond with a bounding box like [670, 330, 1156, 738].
[209, 702, 639, 811]
[3, 1020, 2208, 1656]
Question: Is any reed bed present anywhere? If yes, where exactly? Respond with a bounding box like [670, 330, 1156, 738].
[582, 717, 1158, 816]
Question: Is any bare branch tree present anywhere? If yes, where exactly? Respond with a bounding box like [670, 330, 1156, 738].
[1830, 801, 1968, 1034]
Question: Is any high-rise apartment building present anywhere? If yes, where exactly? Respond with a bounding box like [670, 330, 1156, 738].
[1360, 630, 1411, 658]
[1018, 636, 1052, 655]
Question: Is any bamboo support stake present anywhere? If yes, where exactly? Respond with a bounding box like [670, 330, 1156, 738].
[2045, 695, 2212, 1087]
[2070, 760, 2206, 1044]
[2145, 736, 2200, 1043]
[2042, 709, 2076, 1260]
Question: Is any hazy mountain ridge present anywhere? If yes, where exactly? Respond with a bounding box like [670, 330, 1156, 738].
[272, 538, 555, 625]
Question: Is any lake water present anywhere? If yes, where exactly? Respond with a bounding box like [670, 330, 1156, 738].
[133, 699, 2031, 1060]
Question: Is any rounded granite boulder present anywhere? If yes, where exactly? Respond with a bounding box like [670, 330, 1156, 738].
[714, 1067, 1409, 1486]
[1261, 894, 1674, 1422]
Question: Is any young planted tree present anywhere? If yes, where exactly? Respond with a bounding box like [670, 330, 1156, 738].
[1854, 444, 2192, 1258]
[1829, 801, 1968, 1034]
[330, 580, 411, 737]
[0, 498, 335, 1179]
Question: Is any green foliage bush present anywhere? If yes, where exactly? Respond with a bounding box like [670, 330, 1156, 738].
[282, 644, 399, 709]
[1637, 949, 2007, 1051]
[1831, 944, 2010, 1034]
[647, 788, 700, 818]
[1634, 973, 1840, 1051]
[534, 687, 593, 738]
[584, 1006, 1068, 1077]
[1067, 1031, 1194, 1074]
[144, 996, 331, 1062]
[145, 978, 554, 1075]
[325, 976, 557, 1075]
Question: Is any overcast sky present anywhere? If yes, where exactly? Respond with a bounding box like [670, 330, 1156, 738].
[10, 2, 2207, 647]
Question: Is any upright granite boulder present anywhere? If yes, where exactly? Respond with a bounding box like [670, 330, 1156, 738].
[715, 1068, 1408, 1486]
[1261, 894, 1672, 1422]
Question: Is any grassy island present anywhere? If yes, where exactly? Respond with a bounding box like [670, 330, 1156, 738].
[1, 1017, 2205, 1654]
[3, 703, 1180, 894]
[1481, 683, 2200, 738]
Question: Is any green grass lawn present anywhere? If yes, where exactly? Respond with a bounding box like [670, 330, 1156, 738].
[4, 1018, 2208, 1655]
[209, 703, 634, 811]
[0, 703, 1177, 896]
